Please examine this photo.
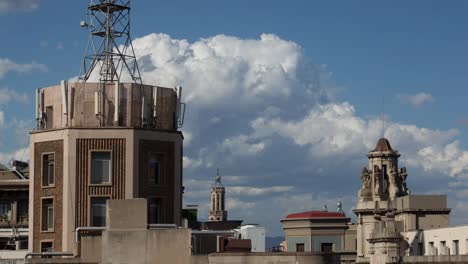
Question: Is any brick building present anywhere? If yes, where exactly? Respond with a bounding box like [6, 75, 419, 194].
[29, 81, 184, 253]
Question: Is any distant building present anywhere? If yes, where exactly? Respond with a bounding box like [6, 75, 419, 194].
[281, 209, 357, 254]
[403, 225, 468, 256]
[355, 138, 453, 264]
[209, 170, 227, 222]
[0, 160, 29, 250]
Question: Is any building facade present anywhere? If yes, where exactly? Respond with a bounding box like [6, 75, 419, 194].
[354, 138, 451, 263]
[0, 161, 29, 250]
[281, 210, 357, 254]
[29, 82, 184, 253]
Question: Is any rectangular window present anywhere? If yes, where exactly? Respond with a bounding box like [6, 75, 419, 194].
[17, 200, 28, 223]
[90, 197, 109, 227]
[42, 154, 55, 187]
[0, 202, 11, 221]
[148, 157, 160, 185]
[91, 152, 111, 184]
[453, 240, 459, 255]
[296, 243, 305, 252]
[40, 241, 53, 253]
[429, 242, 437, 256]
[41, 199, 53, 231]
[321, 243, 333, 253]
[148, 198, 161, 224]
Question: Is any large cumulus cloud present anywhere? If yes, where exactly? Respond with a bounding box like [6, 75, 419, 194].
[127, 33, 468, 236]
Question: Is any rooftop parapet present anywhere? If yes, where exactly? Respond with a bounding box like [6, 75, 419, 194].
[34, 82, 185, 132]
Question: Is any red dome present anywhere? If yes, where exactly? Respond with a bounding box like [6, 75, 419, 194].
[286, 211, 345, 219]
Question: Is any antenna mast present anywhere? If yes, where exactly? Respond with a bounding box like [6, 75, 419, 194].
[79, 0, 142, 84]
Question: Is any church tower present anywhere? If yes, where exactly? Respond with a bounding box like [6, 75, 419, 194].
[355, 138, 409, 263]
[209, 170, 227, 221]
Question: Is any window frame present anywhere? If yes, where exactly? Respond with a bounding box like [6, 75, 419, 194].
[296, 243, 305, 252]
[88, 150, 113, 186]
[41, 152, 56, 188]
[148, 196, 163, 224]
[147, 152, 164, 186]
[88, 196, 110, 227]
[0, 202, 11, 221]
[40, 197, 54, 233]
[40, 240, 54, 253]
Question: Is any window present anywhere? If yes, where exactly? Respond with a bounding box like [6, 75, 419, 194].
[41, 241, 53, 253]
[429, 242, 437, 256]
[90, 197, 109, 227]
[0, 203, 11, 221]
[321, 243, 333, 253]
[149, 198, 161, 224]
[17, 200, 28, 223]
[41, 199, 53, 231]
[91, 152, 111, 184]
[296, 243, 305, 252]
[148, 156, 160, 185]
[42, 154, 55, 187]
[453, 240, 459, 255]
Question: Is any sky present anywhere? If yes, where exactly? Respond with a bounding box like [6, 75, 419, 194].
[0, 0, 468, 237]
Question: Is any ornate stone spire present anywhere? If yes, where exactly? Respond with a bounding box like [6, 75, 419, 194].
[358, 138, 409, 202]
[209, 169, 227, 221]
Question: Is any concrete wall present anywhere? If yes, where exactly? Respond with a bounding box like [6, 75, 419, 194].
[403, 225, 468, 256]
[403, 255, 468, 263]
[207, 253, 340, 264]
[100, 228, 191, 264]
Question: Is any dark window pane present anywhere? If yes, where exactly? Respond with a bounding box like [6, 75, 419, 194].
[41, 199, 53, 231]
[296, 243, 305, 252]
[148, 198, 161, 224]
[91, 197, 109, 227]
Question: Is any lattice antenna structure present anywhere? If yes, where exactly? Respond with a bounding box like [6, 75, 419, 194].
[79, 0, 142, 84]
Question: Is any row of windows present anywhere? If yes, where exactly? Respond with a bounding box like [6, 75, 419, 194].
[41, 152, 164, 187]
[41, 197, 163, 231]
[295, 243, 334, 253]
[0, 200, 28, 223]
[427, 240, 460, 256]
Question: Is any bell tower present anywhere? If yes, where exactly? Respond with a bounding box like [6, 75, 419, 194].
[208, 170, 227, 221]
[355, 138, 410, 262]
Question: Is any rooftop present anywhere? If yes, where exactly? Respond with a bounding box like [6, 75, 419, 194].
[372, 138, 395, 152]
[285, 211, 346, 219]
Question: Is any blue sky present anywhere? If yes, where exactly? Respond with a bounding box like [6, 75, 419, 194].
[1, 0, 468, 236]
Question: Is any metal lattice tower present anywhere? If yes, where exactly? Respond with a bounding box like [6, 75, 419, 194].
[79, 0, 142, 84]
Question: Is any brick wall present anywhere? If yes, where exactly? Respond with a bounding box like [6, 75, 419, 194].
[33, 140, 63, 252]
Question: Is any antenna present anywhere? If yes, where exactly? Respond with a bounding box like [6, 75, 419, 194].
[79, 0, 142, 84]
[381, 96, 385, 138]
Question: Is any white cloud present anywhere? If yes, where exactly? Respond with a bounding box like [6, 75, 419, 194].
[221, 135, 266, 157]
[0, 0, 39, 13]
[0, 147, 29, 166]
[132, 33, 328, 108]
[398, 92, 434, 107]
[90, 32, 468, 235]
[247, 102, 467, 177]
[0, 88, 28, 105]
[229, 186, 294, 196]
[0, 58, 47, 79]
[0, 111, 4, 125]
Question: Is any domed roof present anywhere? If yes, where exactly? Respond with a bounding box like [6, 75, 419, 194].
[285, 211, 346, 219]
[373, 138, 395, 152]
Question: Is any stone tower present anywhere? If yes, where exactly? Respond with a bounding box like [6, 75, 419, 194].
[209, 170, 227, 221]
[354, 138, 409, 263]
